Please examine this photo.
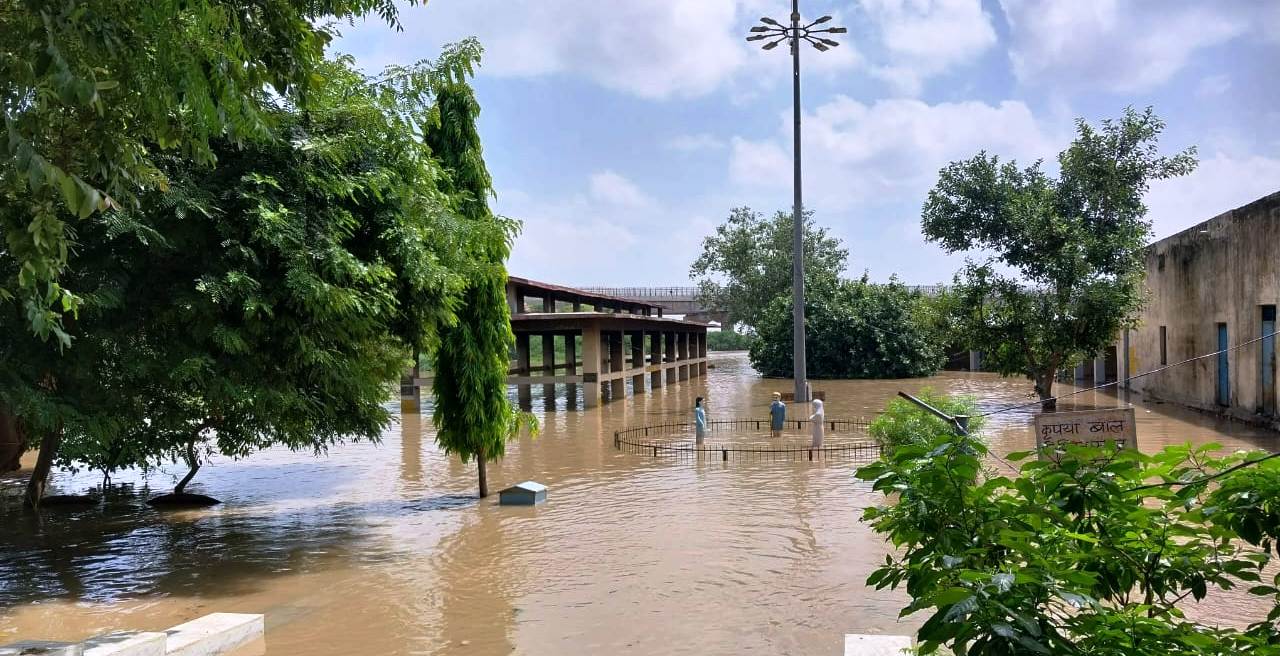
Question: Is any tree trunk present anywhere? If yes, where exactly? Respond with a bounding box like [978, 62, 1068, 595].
[174, 440, 200, 494]
[0, 407, 26, 473]
[24, 427, 63, 508]
[477, 448, 488, 499]
[1036, 368, 1057, 411]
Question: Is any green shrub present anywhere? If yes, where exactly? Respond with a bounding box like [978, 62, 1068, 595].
[749, 276, 944, 379]
[707, 330, 757, 351]
[869, 389, 983, 450]
[856, 428, 1280, 656]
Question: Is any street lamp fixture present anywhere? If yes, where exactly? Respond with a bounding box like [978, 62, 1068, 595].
[746, 2, 846, 403]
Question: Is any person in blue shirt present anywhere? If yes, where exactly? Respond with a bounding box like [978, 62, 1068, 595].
[694, 396, 707, 444]
[769, 392, 786, 438]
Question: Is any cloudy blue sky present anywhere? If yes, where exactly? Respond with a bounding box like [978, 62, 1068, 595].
[336, 0, 1280, 286]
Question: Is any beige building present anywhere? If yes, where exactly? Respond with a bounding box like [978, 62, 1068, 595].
[1119, 190, 1279, 428]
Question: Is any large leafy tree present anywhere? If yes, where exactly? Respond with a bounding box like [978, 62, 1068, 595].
[0, 0, 413, 345]
[689, 207, 847, 330]
[750, 277, 944, 379]
[5, 46, 490, 506]
[922, 108, 1196, 408]
[425, 80, 532, 498]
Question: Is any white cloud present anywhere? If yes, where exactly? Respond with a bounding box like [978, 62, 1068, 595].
[730, 97, 1058, 211]
[1195, 74, 1232, 98]
[346, 0, 753, 100]
[501, 176, 710, 286]
[588, 171, 653, 208]
[999, 0, 1250, 92]
[858, 0, 997, 94]
[1145, 152, 1280, 239]
[665, 133, 728, 152]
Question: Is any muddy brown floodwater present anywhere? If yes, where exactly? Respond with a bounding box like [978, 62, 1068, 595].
[2, 352, 1277, 655]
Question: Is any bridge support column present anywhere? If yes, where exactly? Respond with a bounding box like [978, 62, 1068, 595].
[1093, 354, 1107, 384]
[609, 331, 625, 398]
[630, 331, 646, 394]
[565, 333, 578, 406]
[698, 332, 708, 377]
[515, 333, 532, 408]
[665, 332, 677, 384]
[542, 334, 556, 402]
[1074, 361, 1086, 383]
[968, 350, 981, 372]
[678, 332, 689, 381]
[649, 332, 663, 389]
[582, 325, 600, 407]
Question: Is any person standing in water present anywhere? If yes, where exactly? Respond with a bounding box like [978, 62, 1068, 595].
[694, 397, 707, 445]
[769, 392, 786, 438]
[809, 399, 825, 448]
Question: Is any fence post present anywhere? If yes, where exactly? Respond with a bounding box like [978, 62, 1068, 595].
[722, 449, 728, 462]
[808, 449, 813, 461]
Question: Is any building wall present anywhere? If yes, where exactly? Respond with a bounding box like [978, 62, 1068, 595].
[1121, 191, 1280, 427]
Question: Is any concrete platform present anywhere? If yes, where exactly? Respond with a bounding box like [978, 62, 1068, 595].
[82, 632, 165, 656]
[0, 640, 83, 656]
[164, 614, 263, 656]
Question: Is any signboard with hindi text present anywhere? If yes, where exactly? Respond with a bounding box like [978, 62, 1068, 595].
[1033, 407, 1138, 451]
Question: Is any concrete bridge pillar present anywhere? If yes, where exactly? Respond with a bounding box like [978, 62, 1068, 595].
[1074, 361, 1086, 382]
[564, 333, 578, 406]
[677, 332, 689, 381]
[665, 332, 677, 384]
[1093, 354, 1107, 384]
[609, 331, 625, 398]
[968, 350, 981, 372]
[515, 333, 532, 408]
[581, 325, 600, 407]
[630, 331, 646, 394]
[542, 333, 556, 401]
[649, 332, 663, 388]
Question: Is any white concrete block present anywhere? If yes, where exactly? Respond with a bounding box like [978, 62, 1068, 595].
[0, 640, 83, 656]
[163, 614, 264, 656]
[844, 634, 913, 656]
[82, 632, 165, 656]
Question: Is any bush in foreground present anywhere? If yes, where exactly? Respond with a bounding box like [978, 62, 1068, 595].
[856, 399, 1280, 656]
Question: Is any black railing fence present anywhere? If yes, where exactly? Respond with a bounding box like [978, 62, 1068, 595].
[613, 418, 882, 462]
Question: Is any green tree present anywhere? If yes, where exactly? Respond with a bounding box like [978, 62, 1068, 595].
[5, 48, 489, 506]
[425, 80, 534, 498]
[857, 399, 1280, 655]
[750, 277, 943, 379]
[707, 330, 758, 351]
[0, 0, 413, 345]
[689, 207, 847, 330]
[922, 107, 1196, 408]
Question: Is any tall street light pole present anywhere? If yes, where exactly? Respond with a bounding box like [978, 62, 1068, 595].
[748, 4, 846, 403]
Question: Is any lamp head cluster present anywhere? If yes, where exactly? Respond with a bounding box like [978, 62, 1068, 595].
[747, 14, 846, 51]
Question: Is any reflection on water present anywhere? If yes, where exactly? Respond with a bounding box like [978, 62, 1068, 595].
[1, 352, 1275, 654]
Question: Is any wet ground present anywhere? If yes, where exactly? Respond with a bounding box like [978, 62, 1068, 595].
[1, 352, 1276, 654]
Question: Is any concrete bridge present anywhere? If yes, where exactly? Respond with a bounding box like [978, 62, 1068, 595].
[579, 287, 727, 325]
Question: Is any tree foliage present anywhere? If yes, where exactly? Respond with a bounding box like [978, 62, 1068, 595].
[2, 43, 502, 504]
[425, 80, 533, 498]
[750, 277, 944, 379]
[707, 330, 757, 351]
[689, 207, 847, 330]
[0, 0, 414, 346]
[857, 409, 1280, 655]
[921, 107, 1196, 407]
[869, 389, 983, 451]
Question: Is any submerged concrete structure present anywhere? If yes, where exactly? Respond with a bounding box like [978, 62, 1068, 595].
[507, 277, 708, 408]
[401, 277, 708, 411]
[1118, 190, 1280, 427]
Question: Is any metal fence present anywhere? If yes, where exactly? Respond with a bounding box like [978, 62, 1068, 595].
[613, 418, 882, 462]
[581, 287, 699, 300]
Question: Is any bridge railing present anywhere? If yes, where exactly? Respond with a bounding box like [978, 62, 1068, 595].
[580, 286, 699, 299]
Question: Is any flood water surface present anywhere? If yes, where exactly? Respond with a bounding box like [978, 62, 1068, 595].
[2, 352, 1277, 654]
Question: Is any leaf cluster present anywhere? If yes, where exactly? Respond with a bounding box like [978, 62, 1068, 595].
[857, 404, 1280, 656]
[750, 276, 945, 379]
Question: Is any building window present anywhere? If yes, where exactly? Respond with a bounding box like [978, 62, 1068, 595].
[1159, 326, 1167, 365]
